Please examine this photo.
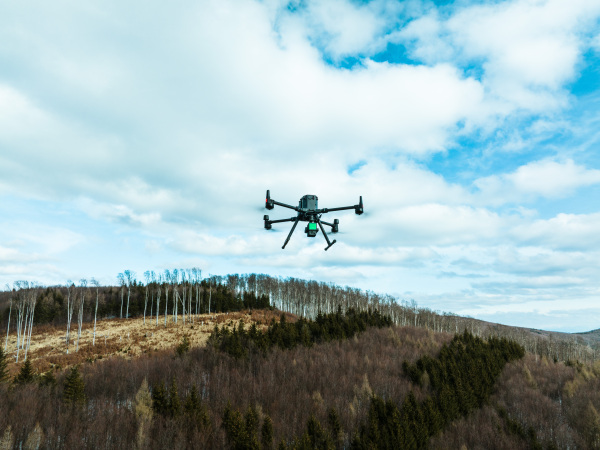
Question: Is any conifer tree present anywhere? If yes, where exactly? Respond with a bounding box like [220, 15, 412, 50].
[14, 358, 35, 384]
[168, 377, 181, 417]
[151, 381, 167, 416]
[63, 365, 86, 406]
[262, 415, 274, 449]
[327, 407, 343, 444]
[184, 384, 200, 415]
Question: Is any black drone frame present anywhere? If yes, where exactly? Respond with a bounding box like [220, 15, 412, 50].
[264, 190, 363, 251]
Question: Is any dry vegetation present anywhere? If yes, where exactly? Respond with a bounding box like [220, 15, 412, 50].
[4, 309, 290, 376]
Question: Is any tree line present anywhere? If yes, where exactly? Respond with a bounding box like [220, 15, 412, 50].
[209, 308, 392, 358]
[1, 271, 598, 365]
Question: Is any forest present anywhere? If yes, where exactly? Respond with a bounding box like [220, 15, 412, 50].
[1, 271, 597, 365]
[1, 271, 600, 448]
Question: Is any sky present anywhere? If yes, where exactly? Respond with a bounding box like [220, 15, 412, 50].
[1, 0, 600, 332]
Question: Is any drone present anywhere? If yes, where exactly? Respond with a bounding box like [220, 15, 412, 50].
[263, 190, 363, 250]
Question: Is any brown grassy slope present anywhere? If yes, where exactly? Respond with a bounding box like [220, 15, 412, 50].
[4, 309, 291, 376]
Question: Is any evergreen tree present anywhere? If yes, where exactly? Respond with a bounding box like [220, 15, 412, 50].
[168, 377, 181, 417]
[63, 365, 86, 406]
[14, 359, 35, 384]
[152, 381, 167, 416]
[176, 334, 191, 356]
[184, 384, 201, 414]
[262, 415, 274, 449]
[327, 407, 342, 444]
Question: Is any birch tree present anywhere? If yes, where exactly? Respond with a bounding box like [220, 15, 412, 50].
[150, 271, 156, 319]
[155, 275, 162, 327]
[144, 271, 150, 325]
[14, 282, 26, 363]
[124, 270, 135, 319]
[76, 279, 87, 352]
[172, 269, 179, 323]
[117, 273, 125, 319]
[24, 283, 38, 360]
[65, 281, 76, 355]
[91, 279, 100, 346]
[164, 270, 170, 327]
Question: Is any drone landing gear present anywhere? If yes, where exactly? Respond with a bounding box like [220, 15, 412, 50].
[282, 217, 300, 249]
[316, 218, 336, 251]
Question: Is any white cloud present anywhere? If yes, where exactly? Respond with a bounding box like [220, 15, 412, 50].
[399, 0, 600, 116]
[1, 0, 600, 331]
[475, 158, 600, 204]
[512, 212, 600, 250]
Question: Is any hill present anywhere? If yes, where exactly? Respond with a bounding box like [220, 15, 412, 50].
[1, 273, 599, 448]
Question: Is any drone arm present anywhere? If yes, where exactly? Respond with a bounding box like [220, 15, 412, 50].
[316, 218, 336, 251]
[282, 216, 300, 249]
[266, 189, 299, 211]
[318, 196, 363, 215]
[272, 200, 299, 211]
[319, 206, 353, 213]
[268, 217, 297, 224]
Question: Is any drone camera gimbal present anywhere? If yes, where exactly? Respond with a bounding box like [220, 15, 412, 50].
[263, 190, 363, 251]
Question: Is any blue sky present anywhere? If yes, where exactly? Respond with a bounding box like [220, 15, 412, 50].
[1, 0, 600, 332]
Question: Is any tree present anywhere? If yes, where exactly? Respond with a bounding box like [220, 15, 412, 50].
[152, 381, 167, 416]
[24, 423, 43, 450]
[135, 378, 153, 450]
[117, 273, 125, 319]
[14, 358, 35, 384]
[582, 401, 600, 449]
[91, 279, 100, 346]
[176, 334, 190, 356]
[144, 271, 150, 325]
[124, 270, 135, 319]
[76, 279, 87, 352]
[63, 365, 86, 406]
[262, 415, 274, 449]
[65, 282, 75, 354]
[4, 294, 11, 352]
[168, 377, 181, 417]
[0, 347, 9, 383]
[0, 425, 14, 450]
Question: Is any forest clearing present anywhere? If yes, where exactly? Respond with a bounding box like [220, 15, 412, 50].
[3, 309, 286, 377]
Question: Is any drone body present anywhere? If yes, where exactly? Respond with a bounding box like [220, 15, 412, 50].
[263, 190, 363, 250]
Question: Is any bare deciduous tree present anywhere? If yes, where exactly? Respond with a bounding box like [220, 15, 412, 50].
[76, 279, 87, 352]
[65, 281, 76, 354]
[91, 279, 100, 346]
[124, 270, 135, 319]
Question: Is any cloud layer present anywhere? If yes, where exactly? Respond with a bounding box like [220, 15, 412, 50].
[1, 0, 600, 332]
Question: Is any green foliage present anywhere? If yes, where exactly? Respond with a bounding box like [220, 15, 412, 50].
[14, 359, 36, 385]
[497, 406, 542, 449]
[39, 370, 57, 387]
[176, 334, 191, 356]
[210, 308, 393, 359]
[151, 381, 168, 415]
[63, 365, 86, 406]
[327, 407, 342, 444]
[352, 331, 525, 449]
[168, 377, 181, 417]
[222, 402, 260, 449]
[262, 415, 274, 449]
